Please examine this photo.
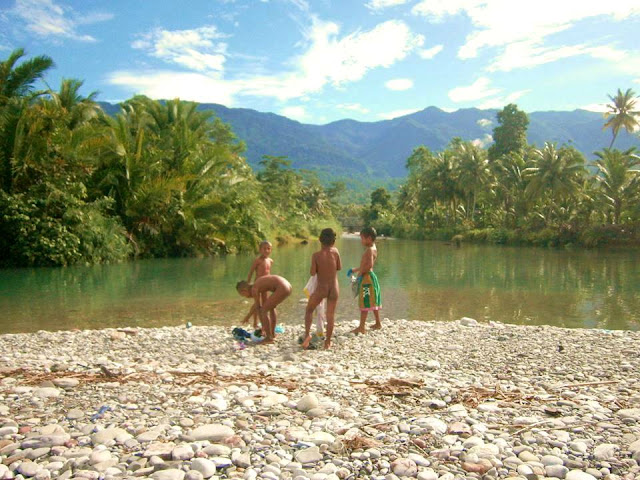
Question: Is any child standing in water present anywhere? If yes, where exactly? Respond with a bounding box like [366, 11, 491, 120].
[246, 241, 273, 330]
[351, 226, 382, 334]
[302, 228, 341, 350]
[237, 275, 292, 344]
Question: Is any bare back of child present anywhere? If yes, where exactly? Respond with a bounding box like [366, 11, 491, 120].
[302, 228, 341, 350]
[237, 275, 291, 344]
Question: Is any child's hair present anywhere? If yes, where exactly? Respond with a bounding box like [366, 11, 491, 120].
[236, 280, 250, 292]
[319, 228, 336, 246]
[360, 226, 377, 241]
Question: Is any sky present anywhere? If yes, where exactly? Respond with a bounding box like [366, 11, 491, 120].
[1, 0, 639, 125]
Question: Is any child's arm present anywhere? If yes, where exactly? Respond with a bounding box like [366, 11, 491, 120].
[247, 259, 258, 282]
[310, 253, 317, 276]
[241, 304, 257, 324]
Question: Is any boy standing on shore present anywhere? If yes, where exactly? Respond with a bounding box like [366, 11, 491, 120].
[246, 241, 273, 330]
[351, 226, 382, 334]
[237, 275, 291, 344]
[302, 228, 341, 350]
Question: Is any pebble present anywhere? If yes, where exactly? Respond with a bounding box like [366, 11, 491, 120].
[0, 320, 636, 480]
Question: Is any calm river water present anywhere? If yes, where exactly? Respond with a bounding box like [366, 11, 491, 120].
[1, 236, 639, 333]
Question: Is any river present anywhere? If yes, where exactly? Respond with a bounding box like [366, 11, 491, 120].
[1, 236, 638, 333]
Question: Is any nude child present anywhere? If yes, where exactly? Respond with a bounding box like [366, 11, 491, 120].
[237, 275, 291, 343]
[301, 228, 341, 350]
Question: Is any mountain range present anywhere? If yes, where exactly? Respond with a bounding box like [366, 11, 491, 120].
[99, 102, 640, 180]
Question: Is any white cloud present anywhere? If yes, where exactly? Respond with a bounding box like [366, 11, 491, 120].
[418, 44, 443, 59]
[477, 118, 492, 127]
[366, 0, 412, 11]
[281, 106, 307, 120]
[337, 103, 370, 114]
[10, 0, 113, 42]
[472, 134, 493, 148]
[580, 103, 609, 113]
[385, 78, 413, 91]
[412, 0, 640, 70]
[107, 70, 236, 106]
[133, 26, 227, 72]
[488, 40, 629, 72]
[231, 18, 424, 100]
[449, 77, 529, 108]
[477, 90, 530, 109]
[378, 108, 420, 119]
[448, 77, 499, 102]
[111, 18, 424, 105]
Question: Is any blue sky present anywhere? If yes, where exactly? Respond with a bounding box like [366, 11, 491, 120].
[1, 0, 639, 124]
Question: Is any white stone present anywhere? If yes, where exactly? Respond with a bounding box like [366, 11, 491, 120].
[566, 471, 597, 480]
[593, 443, 618, 460]
[546, 465, 569, 478]
[391, 458, 418, 477]
[211, 456, 232, 468]
[52, 378, 79, 388]
[190, 458, 217, 478]
[151, 469, 186, 480]
[306, 431, 335, 445]
[172, 444, 195, 460]
[90, 449, 112, 464]
[32, 387, 61, 398]
[417, 469, 438, 480]
[190, 424, 234, 442]
[262, 393, 288, 407]
[617, 408, 640, 421]
[18, 462, 42, 477]
[415, 417, 447, 434]
[460, 317, 478, 326]
[295, 446, 323, 464]
[297, 393, 320, 412]
[91, 428, 132, 445]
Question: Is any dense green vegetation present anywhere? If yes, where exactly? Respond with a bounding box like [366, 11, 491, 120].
[363, 99, 640, 247]
[0, 49, 339, 267]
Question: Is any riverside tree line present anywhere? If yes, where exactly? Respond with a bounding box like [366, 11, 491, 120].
[2, 50, 639, 268]
[0, 49, 339, 267]
[363, 95, 640, 247]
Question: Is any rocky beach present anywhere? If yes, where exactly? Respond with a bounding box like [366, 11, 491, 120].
[0, 318, 639, 480]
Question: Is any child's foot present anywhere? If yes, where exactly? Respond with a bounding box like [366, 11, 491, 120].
[301, 335, 312, 349]
[351, 327, 365, 335]
[371, 323, 382, 330]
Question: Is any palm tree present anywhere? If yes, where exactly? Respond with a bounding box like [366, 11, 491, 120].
[603, 88, 639, 149]
[453, 141, 490, 221]
[525, 143, 586, 224]
[0, 48, 54, 193]
[594, 148, 639, 224]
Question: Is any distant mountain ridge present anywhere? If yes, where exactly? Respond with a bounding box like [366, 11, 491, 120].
[98, 102, 640, 179]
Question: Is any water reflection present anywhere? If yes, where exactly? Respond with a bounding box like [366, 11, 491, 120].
[0, 237, 638, 333]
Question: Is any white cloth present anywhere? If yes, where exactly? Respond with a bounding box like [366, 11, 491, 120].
[303, 275, 326, 333]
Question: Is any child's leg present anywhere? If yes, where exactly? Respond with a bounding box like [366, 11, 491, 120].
[269, 308, 277, 338]
[353, 311, 368, 334]
[371, 309, 382, 329]
[302, 292, 325, 349]
[260, 287, 291, 342]
[258, 292, 268, 333]
[324, 298, 337, 349]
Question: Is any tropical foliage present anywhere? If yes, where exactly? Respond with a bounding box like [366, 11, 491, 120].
[366, 102, 640, 247]
[0, 49, 339, 267]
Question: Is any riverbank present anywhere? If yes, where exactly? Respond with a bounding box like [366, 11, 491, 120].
[1, 319, 639, 480]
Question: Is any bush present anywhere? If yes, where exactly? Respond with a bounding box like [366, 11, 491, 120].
[0, 188, 131, 267]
